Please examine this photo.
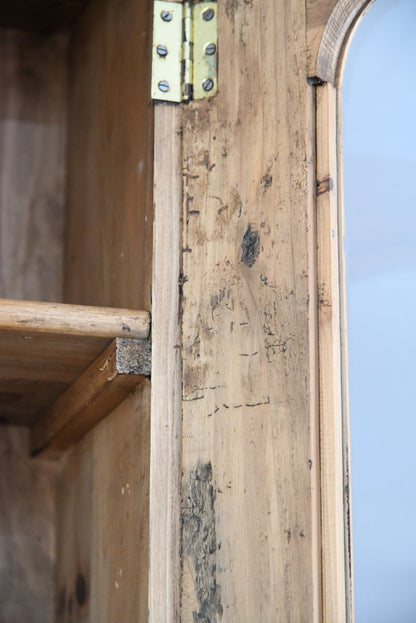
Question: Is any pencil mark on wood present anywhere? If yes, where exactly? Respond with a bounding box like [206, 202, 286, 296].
[182, 462, 223, 622]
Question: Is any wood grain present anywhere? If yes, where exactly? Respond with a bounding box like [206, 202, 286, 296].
[0, 427, 57, 623]
[32, 338, 150, 458]
[0, 29, 67, 302]
[0, 298, 150, 339]
[315, 0, 373, 84]
[306, 0, 373, 82]
[316, 82, 346, 623]
[174, 0, 320, 619]
[56, 382, 150, 623]
[0, 331, 109, 425]
[0, 300, 149, 426]
[149, 104, 182, 622]
[64, 0, 153, 310]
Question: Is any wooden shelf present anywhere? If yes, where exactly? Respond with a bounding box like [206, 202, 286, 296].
[0, 299, 151, 458]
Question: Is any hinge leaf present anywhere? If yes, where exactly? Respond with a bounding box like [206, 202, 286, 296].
[151, 0, 217, 103]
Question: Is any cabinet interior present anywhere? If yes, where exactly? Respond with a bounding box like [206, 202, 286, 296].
[0, 0, 153, 620]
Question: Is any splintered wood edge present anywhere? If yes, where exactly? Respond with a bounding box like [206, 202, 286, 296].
[31, 338, 151, 459]
[0, 298, 150, 339]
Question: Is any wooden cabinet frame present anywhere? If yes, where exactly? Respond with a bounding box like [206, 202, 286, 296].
[0, 0, 376, 620]
[150, 0, 373, 621]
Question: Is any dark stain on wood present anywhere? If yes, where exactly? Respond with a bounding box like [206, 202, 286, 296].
[240, 225, 260, 267]
[260, 173, 273, 192]
[75, 573, 87, 607]
[182, 461, 223, 622]
[316, 175, 333, 195]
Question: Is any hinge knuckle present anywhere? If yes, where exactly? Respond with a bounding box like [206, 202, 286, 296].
[152, 0, 218, 103]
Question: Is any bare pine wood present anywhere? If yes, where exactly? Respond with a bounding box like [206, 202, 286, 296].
[0, 298, 150, 339]
[316, 82, 346, 623]
[0, 301, 149, 426]
[307, 0, 339, 78]
[0, 29, 67, 302]
[314, 0, 373, 84]
[0, 427, 57, 623]
[32, 338, 150, 458]
[150, 0, 320, 619]
[149, 104, 182, 621]
[56, 383, 150, 623]
[64, 0, 153, 310]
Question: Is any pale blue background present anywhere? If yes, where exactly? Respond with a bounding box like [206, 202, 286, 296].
[343, 0, 416, 620]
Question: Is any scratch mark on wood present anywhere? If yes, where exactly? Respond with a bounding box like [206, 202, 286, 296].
[182, 462, 223, 622]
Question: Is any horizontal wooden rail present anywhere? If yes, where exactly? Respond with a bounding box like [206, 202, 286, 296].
[0, 298, 150, 339]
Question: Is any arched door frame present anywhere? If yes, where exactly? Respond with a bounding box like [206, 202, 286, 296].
[308, 1, 373, 621]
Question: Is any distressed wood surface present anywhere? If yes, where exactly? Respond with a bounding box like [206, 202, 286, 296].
[167, 0, 321, 619]
[32, 338, 150, 458]
[64, 0, 153, 311]
[316, 82, 346, 623]
[0, 29, 67, 302]
[0, 427, 57, 623]
[56, 382, 150, 623]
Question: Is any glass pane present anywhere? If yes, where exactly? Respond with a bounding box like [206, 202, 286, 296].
[343, 1, 416, 621]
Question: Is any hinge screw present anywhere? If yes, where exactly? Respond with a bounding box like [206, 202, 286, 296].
[205, 43, 216, 56]
[156, 44, 168, 57]
[158, 80, 170, 93]
[202, 78, 214, 92]
[160, 10, 173, 21]
[202, 8, 215, 21]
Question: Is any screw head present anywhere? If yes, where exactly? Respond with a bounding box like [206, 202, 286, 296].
[205, 42, 216, 56]
[158, 80, 170, 93]
[160, 10, 173, 21]
[202, 78, 214, 92]
[202, 7, 215, 21]
[156, 44, 168, 57]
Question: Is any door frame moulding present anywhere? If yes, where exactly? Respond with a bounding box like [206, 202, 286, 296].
[308, 0, 374, 621]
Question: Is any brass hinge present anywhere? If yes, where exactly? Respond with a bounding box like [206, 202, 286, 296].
[151, 0, 218, 103]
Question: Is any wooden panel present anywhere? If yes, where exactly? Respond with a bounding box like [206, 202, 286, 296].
[64, 0, 153, 310]
[0, 427, 57, 623]
[0, 29, 67, 302]
[32, 338, 150, 458]
[151, 0, 320, 620]
[56, 382, 150, 623]
[0, 1, 88, 31]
